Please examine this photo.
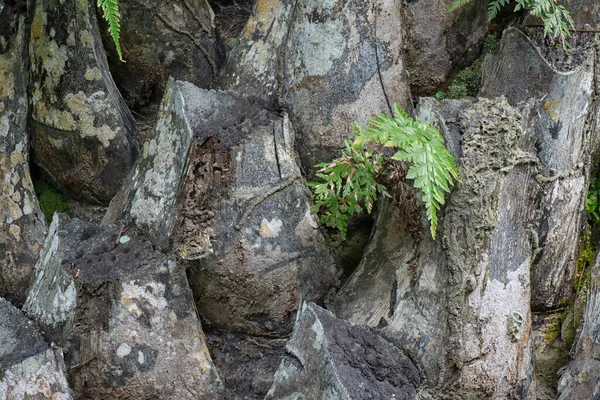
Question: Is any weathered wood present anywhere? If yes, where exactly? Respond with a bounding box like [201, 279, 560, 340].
[103, 79, 195, 249]
[23, 215, 224, 398]
[220, 0, 411, 172]
[102, 0, 225, 109]
[166, 82, 341, 336]
[481, 28, 599, 311]
[0, 297, 73, 399]
[29, 0, 138, 204]
[265, 302, 421, 399]
[0, 1, 46, 305]
[333, 96, 541, 398]
[283, 0, 411, 171]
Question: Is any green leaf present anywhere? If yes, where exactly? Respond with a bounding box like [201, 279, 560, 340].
[310, 105, 459, 240]
[98, 0, 124, 61]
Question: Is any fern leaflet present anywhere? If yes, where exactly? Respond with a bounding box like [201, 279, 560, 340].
[98, 0, 124, 62]
[310, 105, 458, 240]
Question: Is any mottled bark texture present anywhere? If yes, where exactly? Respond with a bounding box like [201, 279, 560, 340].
[333, 96, 540, 399]
[404, 0, 489, 96]
[165, 81, 340, 336]
[558, 252, 600, 399]
[0, 297, 73, 399]
[103, 79, 195, 249]
[219, 0, 411, 173]
[0, 0, 46, 306]
[23, 214, 224, 399]
[102, 0, 226, 109]
[332, 26, 600, 398]
[480, 26, 600, 400]
[29, 0, 138, 205]
[266, 302, 421, 399]
[481, 28, 600, 311]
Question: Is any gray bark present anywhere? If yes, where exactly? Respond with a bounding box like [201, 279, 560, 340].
[481, 28, 599, 311]
[29, 0, 138, 204]
[0, 297, 72, 399]
[164, 81, 340, 336]
[266, 302, 421, 399]
[0, 1, 46, 305]
[103, 79, 195, 249]
[23, 214, 224, 398]
[102, 0, 225, 109]
[219, 0, 411, 172]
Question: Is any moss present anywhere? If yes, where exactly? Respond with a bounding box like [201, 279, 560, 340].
[445, 34, 501, 99]
[543, 314, 561, 344]
[482, 34, 501, 55]
[32, 178, 70, 223]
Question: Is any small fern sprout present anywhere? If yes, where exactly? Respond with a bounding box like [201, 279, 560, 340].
[310, 105, 459, 240]
[98, 0, 124, 61]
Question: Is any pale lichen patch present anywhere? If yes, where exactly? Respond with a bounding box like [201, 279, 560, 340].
[259, 218, 283, 238]
[64, 91, 117, 147]
[294, 17, 345, 77]
[84, 67, 102, 81]
[0, 349, 72, 400]
[116, 343, 132, 358]
[121, 281, 168, 319]
[0, 115, 9, 137]
[9, 224, 21, 240]
[79, 30, 92, 48]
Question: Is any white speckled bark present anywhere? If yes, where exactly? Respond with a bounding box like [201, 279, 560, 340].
[0, 3, 46, 305]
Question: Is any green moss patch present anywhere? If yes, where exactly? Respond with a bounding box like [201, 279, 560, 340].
[439, 34, 501, 100]
[33, 178, 70, 224]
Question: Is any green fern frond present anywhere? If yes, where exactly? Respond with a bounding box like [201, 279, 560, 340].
[488, 0, 511, 20]
[450, 0, 575, 51]
[308, 141, 388, 240]
[310, 105, 459, 240]
[97, 0, 124, 62]
[358, 105, 459, 239]
[447, 0, 474, 13]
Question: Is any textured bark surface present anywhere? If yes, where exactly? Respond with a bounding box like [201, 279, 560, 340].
[557, 252, 600, 399]
[283, 0, 411, 172]
[23, 215, 224, 399]
[481, 28, 599, 311]
[103, 79, 195, 249]
[171, 82, 340, 336]
[29, 0, 138, 204]
[266, 302, 421, 399]
[103, 0, 225, 109]
[333, 97, 541, 398]
[218, 0, 294, 110]
[0, 297, 72, 399]
[0, 1, 46, 305]
[404, 0, 488, 96]
[3, 0, 600, 398]
[220, 0, 411, 171]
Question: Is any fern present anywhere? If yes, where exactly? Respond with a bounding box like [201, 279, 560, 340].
[488, 0, 511, 19]
[447, 0, 474, 13]
[310, 105, 459, 240]
[308, 141, 388, 240]
[449, 0, 575, 51]
[97, 0, 124, 62]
